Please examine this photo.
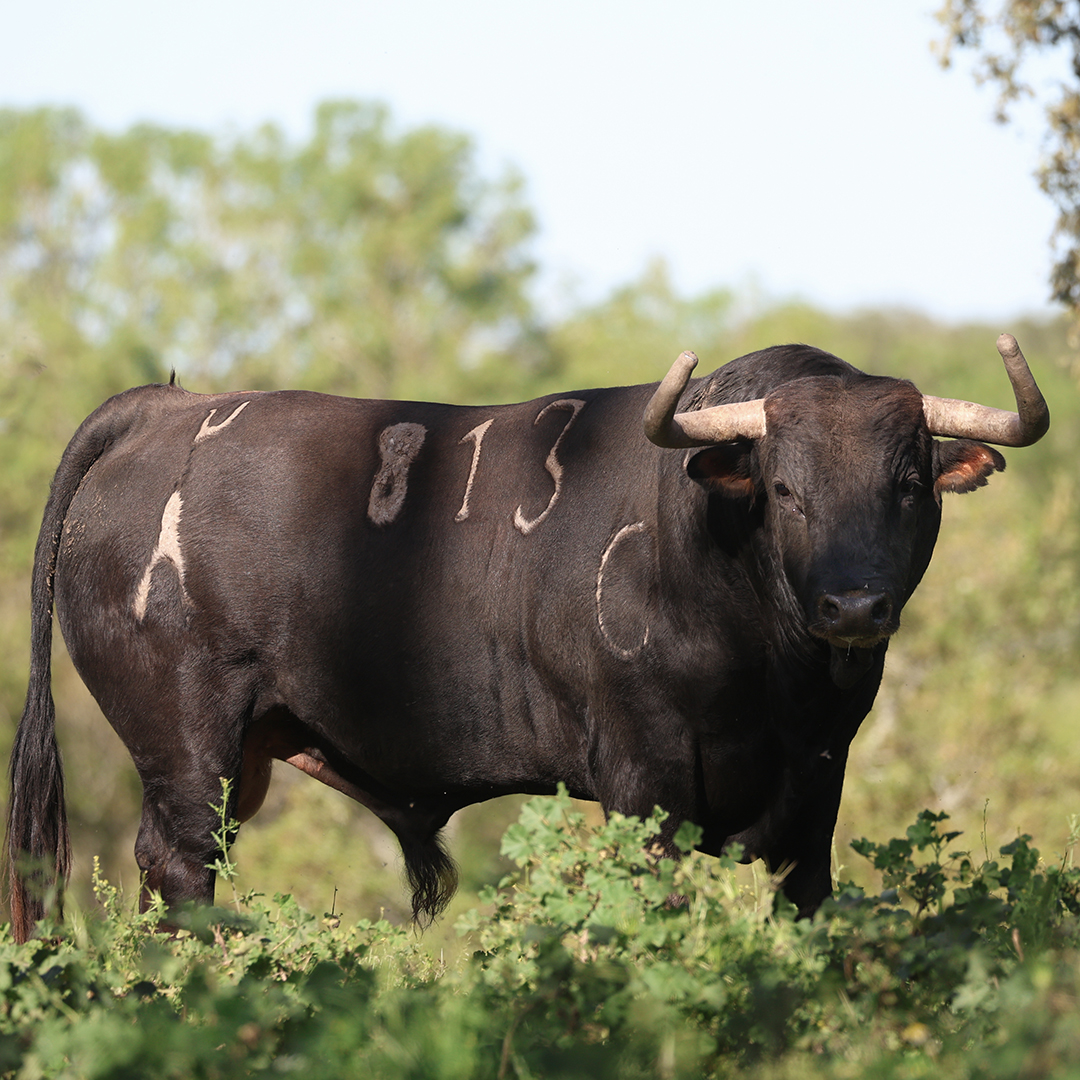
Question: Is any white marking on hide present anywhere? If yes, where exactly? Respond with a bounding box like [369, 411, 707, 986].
[455, 419, 494, 522]
[367, 422, 428, 525]
[133, 490, 188, 620]
[596, 521, 651, 659]
[513, 398, 586, 535]
[195, 401, 251, 442]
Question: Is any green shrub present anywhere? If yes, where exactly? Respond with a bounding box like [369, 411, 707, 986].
[2, 792, 1080, 1078]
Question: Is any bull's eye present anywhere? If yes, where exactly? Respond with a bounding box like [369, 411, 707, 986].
[897, 476, 921, 507]
[773, 482, 803, 517]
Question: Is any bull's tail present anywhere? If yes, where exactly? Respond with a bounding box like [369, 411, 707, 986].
[5, 386, 170, 942]
[5, 624, 70, 943]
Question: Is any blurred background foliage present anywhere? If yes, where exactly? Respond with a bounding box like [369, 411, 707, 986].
[1, 102, 1077, 929]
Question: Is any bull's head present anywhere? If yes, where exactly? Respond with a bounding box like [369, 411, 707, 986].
[643, 335, 1050, 687]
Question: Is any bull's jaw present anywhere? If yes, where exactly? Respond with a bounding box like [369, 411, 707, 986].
[828, 643, 879, 689]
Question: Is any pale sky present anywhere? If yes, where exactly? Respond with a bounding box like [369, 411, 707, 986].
[0, 0, 1062, 323]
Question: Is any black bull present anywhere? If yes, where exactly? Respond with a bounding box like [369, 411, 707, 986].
[4, 337, 1049, 942]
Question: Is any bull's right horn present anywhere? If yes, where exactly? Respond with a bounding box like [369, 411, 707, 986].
[643, 351, 767, 448]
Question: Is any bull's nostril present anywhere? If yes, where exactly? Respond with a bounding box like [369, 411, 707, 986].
[871, 598, 892, 625]
[820, 597, 841, 622]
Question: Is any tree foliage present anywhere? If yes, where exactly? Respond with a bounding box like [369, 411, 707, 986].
[0, 102, 538, 572]
[936, 0, 1080, 329]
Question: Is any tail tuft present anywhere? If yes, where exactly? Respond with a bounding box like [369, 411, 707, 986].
[5, 682, 71, 943]
[400, 832, 458, 927]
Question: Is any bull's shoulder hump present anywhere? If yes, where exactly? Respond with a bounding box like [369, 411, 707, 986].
[694, 347, 871, 405]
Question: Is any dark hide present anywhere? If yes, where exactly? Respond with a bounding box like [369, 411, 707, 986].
[4, 345, 1007, 941]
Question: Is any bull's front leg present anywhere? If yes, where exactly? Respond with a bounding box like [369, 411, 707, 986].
[588, 714, 702, 858]
[762, 751, 849, 919]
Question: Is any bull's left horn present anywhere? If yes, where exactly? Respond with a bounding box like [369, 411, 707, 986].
[644, 351, 767, 448]
[921, 333, 1050, 447]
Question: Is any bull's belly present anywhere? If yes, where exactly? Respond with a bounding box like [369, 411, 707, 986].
[287, 682, 595, 801]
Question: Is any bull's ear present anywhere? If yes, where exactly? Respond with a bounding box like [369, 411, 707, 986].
[686, 442, 757, 497]
[934, 439, 1006, 495]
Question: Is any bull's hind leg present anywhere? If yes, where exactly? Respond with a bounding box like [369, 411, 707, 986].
[132, 752, 243, 913]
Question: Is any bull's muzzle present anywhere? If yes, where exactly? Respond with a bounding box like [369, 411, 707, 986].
[813, 589, 896, 648]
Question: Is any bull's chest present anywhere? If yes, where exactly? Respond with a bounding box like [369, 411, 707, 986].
[694, 670, 857, 835]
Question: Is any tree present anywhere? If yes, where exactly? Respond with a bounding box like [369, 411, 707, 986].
[936, 1, 1080, 327]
